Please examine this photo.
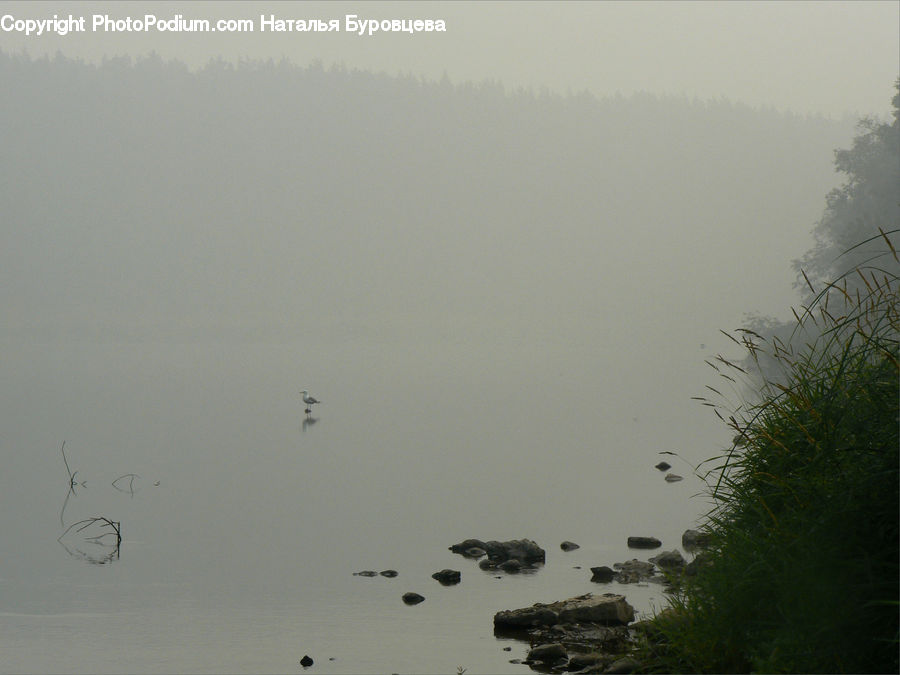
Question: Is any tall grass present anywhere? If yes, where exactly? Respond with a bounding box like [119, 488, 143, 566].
[643, 231, 899, 673]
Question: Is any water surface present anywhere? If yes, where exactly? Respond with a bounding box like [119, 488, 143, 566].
[0, 337, 722, 674]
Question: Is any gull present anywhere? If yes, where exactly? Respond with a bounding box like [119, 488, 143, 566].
[301, 390, 320, 414]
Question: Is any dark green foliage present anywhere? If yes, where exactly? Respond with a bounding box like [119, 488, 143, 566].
[641, 247, 899, 673]
[641, 91, 900, 669]
[795, 79, 900, 293]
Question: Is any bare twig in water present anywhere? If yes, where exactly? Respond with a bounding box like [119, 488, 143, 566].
[59, 484, 72, 528]
[58, 517, 122, 564]
[61, 440, 75, 491]
[60, 440, 85, 490]
[112, 473, 140, 496]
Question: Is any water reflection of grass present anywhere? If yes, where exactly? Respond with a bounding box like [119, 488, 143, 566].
[640, 235, 899, 673]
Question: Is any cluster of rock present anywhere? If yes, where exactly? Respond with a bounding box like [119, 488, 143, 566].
[449, 538, 546, 573]
[346, 531, 712, 672]
[352, 566, 462, 606]
[351, 537, 550, 608]
[494, 594, 640, 673]
[488, 530, 713, 672]
[587, 530, 711, 586]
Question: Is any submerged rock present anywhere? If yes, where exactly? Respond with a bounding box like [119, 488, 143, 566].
[560, 540, 580, 551]
[299, 655, 314, 668]
[664, 473, 683, 483]
[627, 536, 661, 549]
[402, 592, 425, 605]
[379, 569, 398, 578]
[353, 570, 378, 577]
[654, 461, 671, 471]
[431, 569, 461, 585]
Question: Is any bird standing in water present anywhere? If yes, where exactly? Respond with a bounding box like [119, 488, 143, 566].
[301, 390, 320, 414]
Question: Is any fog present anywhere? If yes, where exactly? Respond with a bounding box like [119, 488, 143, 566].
[1, 1, 897, 118]
[0, 3, 895, 672]
[0, 54, 858, 348]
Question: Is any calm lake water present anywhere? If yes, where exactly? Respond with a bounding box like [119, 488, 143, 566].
[0, 334, 726, 674]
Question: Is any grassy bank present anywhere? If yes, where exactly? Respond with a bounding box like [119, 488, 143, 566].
[640, 235, 899, 673]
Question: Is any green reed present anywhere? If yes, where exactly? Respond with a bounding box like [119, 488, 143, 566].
[641, 231, 899, 673]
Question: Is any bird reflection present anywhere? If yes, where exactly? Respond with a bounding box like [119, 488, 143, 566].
[301, 415, 319, 432]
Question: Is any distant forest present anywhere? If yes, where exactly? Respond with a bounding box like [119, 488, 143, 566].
[0, 51, 857, 343]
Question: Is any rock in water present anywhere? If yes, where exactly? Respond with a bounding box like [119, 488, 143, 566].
[649, 549, 686, 569]
[494, 593, 635, 627]
[627, 536, 661, 549]
[379, 569, 398, 578]
[300, 655, 314, 668]
[612, 559, 657, 583]
[449, 538, 545, 564]
[590, 566, 615, 582]
[655, 461, 671, 471]
[431, 569, 461, 585]
[402, 592, 425, 605]
[560, 540, 580, 551]
[664, 473, 683, 482]
[526, 643, 567, 664]
[502, 559, 527, 573]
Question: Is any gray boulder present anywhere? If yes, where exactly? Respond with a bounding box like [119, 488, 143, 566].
[664, 473, 683, 482]
[627, 536, 661, 549]
[494, 593, 634, 628]
[649, 549, 686, 569]
[379, 569, 398, 577]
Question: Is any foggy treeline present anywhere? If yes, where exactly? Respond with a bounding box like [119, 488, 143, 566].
[1, 51, 857, 349]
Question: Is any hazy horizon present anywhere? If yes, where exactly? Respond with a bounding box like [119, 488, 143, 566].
[0, 1, 897, 119]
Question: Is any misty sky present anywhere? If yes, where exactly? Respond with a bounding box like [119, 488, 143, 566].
[1, 0, 897, 118]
